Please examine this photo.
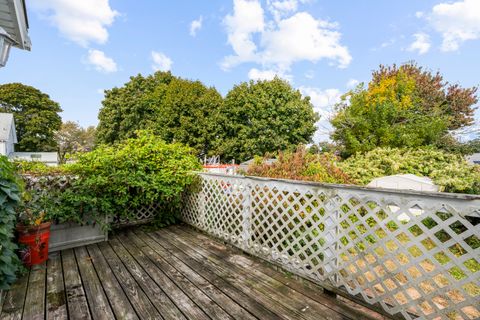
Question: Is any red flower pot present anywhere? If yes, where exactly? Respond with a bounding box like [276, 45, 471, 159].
[16, 222, 51, 266]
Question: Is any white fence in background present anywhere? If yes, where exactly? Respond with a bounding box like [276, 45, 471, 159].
[181, 173, 480, 320]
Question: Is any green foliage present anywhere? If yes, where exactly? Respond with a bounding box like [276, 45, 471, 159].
[217, 78, 319, 162]
[0, 83, 62, 152]
[340, 147, 480, 194]
[96, 72, 222, 157]
[14, 160, 62, 176]
[331, 63, 478, 157]
[332, 75, 449, 157]
[0, 156, 22, 289]
[246, 146, 353, 184]
[27, 131, 202, 228]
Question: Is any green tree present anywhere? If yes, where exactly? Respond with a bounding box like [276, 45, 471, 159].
[96, 72, 175, 145]
[331, 63, 478, 157]
[0, 83, 62, 151]
[156, 77, 223, 157]
[55, 121, 96, 163]
[216, 78, 319, 162]
[96, 71, 222, 156]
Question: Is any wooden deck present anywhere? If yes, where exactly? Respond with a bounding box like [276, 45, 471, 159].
[0, 225, 387, 320]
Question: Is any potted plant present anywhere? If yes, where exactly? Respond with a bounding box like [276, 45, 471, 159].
[16, 191, 51, 266]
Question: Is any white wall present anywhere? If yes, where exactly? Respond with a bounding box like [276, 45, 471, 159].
[0, 142, 5, 156]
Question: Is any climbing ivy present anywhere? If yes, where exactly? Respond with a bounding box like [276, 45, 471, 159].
[0, 156, 22, 289]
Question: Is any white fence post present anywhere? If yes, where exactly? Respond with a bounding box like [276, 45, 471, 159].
[241, 181, 252, 251]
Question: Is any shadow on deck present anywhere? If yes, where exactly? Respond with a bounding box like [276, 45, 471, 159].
[1, 225, 387, 320]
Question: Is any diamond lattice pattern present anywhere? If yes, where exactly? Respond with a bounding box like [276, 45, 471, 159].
[181, 174, 480, 320]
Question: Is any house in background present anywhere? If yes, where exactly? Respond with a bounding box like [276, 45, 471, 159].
[0, 0, 31, 67]
[10, 152, 59, 166]
[0, 112, 17, 156]
[0, 112, 59, 166]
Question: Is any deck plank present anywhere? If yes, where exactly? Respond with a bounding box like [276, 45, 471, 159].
[115, 234, 211, 320]
[62, 249, 91, 320]
[3, 225, 386, 320]
[22, 263, 46, 320]
[107, 238, 187, 320]
[174, 225, 385, 320]
[124, 231, 235, 320]
[85, 244, 138, 320]
[153, 230, 316, 320]
[97, 242, 162, 319]
[141, 230, 280, 320]
[133, 230, 258, 320]
[0, 270, 29, 320]
[74, 246, 115, 320]
[46, 252, 67, 320]
[158, 228, 346, 320]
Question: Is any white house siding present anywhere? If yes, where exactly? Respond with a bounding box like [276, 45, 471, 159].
[0, 141, 6, 156]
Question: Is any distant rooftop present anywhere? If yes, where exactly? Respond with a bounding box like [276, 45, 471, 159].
[0, 112, 17, 142]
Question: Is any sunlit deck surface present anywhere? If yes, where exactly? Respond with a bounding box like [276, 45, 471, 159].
[1, 225, 387, 320]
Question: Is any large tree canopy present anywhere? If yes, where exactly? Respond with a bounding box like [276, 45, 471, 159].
[0, 83, 62, 152]
[331, 63, 478, 157]
[96, 71, 222, 156]
[215, 78, 319, 162]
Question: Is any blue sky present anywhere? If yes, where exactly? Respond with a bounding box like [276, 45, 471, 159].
[1, 0, 479, 142]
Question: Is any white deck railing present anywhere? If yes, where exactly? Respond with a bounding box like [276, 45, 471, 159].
[181, 173, 480, 320]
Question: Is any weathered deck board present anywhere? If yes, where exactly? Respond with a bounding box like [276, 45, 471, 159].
[74, 246, 115, 320]
[46, 252, 67, 319]
[0, 270, 29, 320]
[123, 232, 234, 320]
[115, 235, 210, 320]
[85, 244, 138, 320]
[173, 225, 386, 320]
[156, 229, 344, 320]
[1, 225, 386, 320]
[62, 249, 91, 320]
[22, 263, 46, 320]
[96, 242, 162, 319]
[108, 238, 187, 320]
[134, 231, 261, 320]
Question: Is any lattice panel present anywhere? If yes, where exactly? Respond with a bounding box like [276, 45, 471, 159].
[21, 175, 157, 226]
[183, 176, 249, 247]
[181, 173, 480, 320]
[113, 203, 160, 226]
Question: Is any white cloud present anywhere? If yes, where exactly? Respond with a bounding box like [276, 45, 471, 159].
[427, 0, 480, 51]
[151, 51, 173, 71]
[86, 49, 117, 73]
[248, 68, 292, 81]
[190, 16, 203, 37]
[267, 0, 299, 21]
[31, 0, 118, 47]
[223, 0, 265, 67]
[407, 33, 431, 55]
[299, 87, 342, 142]
[415, 11, 424, 18]
[346, 78, 359, 88]
[248, 68, 278, 81]
[261, 12, 351, 70]
[222, 0, 351, 72]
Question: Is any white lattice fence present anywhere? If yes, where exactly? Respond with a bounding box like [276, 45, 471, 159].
[21, 175, 157, 226]
[181, 173, 480, 320]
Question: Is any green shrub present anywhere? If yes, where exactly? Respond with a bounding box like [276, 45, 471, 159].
[0, 156, 22, 289]
[246, 146, 354, 184]
[13, 160, 63, 176]
[34, 131, 202, 228]
[340, 147, 480, 194]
